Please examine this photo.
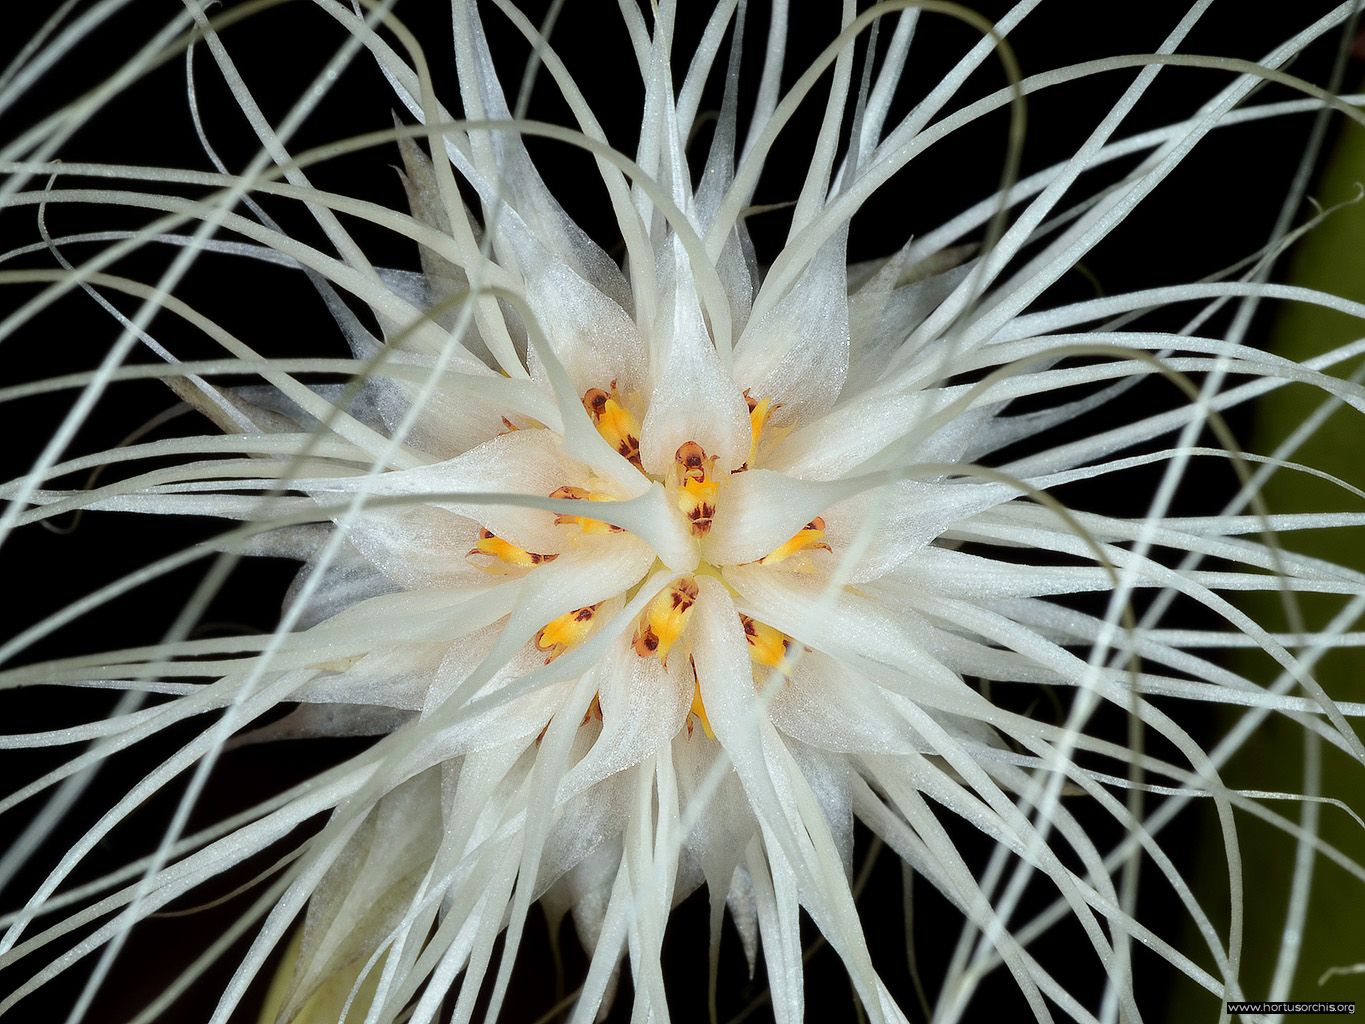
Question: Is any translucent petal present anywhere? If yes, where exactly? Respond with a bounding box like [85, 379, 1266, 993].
[558, 631, 692, 801]
[307, 427, 577, 553]
[672, 732, 758, 902]
[733, 233, 851, 426]
[640, 248, 751, 475]
[285, 771, 442, 1023]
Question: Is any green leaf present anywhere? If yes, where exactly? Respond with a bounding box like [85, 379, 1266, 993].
[1176, 107, 1365, 1013]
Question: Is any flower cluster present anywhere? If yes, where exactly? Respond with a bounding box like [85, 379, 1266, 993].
[2, 3, 1364, 1023]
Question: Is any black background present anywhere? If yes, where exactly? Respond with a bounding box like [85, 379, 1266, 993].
[0, 1, 1360, 1022]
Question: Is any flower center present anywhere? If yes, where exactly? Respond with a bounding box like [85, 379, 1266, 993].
[467, 381, 829, 740]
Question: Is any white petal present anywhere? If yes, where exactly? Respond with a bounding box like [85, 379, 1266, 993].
[764, 386, 993, 481]
[453, 1, 630, 309]
[554, 837, 625, 956]
[783, 742, 854, 880]
[688, 578, 803, 843]
[286, 770, 442, 1022]
[639, 247, 751, 475]
[845, 245, 974, 394]
[725, 864, 761, 977]
[558, 631, 693, 801]
[722, 565, 977, 716]
[692, 22, 758, 340]
[747, 843, 805, 1024]
[284, 545, 399, 632]
[293, 641, 447, 710]
[229, 702, 414, 746]
[672, 732, 758, 901]
[769, 651, 927, 756]
[310, 427, 576, 553]
[733, 233, 850, 425]
[703, 468, 842, 568]
[822, 478, 1017, 583]
[232, 382, 387, 437]
[341, 506, 490, 590]
[521, 257, 647, 398]
[424, 631, 575, 757]
[539, 773, 629, 900]
[345, 333, 546, 459]
[395, 133, 469, 289]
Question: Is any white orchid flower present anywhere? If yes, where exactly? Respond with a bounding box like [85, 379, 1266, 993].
[2, 3, 1364, 1024]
